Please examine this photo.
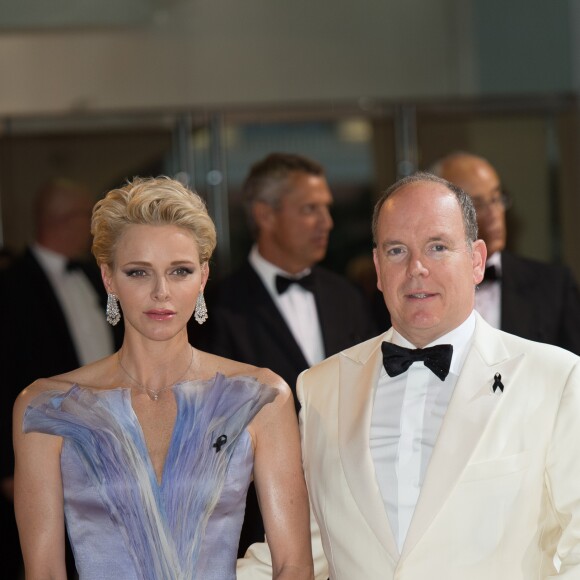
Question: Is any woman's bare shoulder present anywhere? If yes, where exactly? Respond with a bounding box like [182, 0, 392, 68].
[248, 366, 289, 395]
[197, 350, 291, 399]
[13, 376, 74, 416]
[15, 356, 117, 408]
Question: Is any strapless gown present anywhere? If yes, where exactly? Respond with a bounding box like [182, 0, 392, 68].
[23, 373, 277, 580]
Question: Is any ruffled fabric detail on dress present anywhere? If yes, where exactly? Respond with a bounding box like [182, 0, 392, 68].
[23, 373, 277, 580]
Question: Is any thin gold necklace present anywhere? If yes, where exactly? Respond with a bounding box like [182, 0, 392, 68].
[117, 346, 194, 402]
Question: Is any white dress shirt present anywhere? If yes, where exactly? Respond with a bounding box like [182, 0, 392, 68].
[370, 311, 476, 552]
[33, 244, 114, 365]
[475, 252, 501, 329]
[249, 245, 325, 366]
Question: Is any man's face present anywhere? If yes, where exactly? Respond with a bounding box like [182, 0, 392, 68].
[373, 181, 486, 347]
[59, 194, 95, 258]
[440, 156, 506, 256]
[256, 172, 334, 273]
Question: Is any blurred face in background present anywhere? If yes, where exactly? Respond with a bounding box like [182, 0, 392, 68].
[36, 182, 95, 258]
[58, 195, 95, 257]
[438, 155, 507, 257]
[254, 171, 334, 273]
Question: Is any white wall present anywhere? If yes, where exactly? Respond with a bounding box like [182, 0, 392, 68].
[0, 0, 474, 116]
[0, 0, 575, 117]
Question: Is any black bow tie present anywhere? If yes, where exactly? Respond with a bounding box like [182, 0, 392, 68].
[275, 273, 315, 294]
[66, 259, 84, 272]
[381, 342, 453, 381]
[482, 265, 500, 283]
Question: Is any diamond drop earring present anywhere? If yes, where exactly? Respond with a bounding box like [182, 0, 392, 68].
[106, 293, 121, 326]
[194, 292, 208, 325]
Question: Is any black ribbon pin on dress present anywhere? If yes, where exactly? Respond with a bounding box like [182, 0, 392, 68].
[213, 434, 228, 452]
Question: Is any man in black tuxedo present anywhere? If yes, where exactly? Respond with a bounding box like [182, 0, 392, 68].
[432, 152, 580, 354]
[193, 152, 377, 555]
[0, 179, 123, 579]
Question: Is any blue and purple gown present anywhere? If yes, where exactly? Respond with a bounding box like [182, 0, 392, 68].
[23, 373, 277, 580]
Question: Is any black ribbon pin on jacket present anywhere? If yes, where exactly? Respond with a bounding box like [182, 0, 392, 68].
[492, 372, 504, 393]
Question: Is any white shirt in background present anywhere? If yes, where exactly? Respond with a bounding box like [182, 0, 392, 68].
[475, 251, 501, 329]
[33, 244, 114, 365]
[249, 245, 325, 366]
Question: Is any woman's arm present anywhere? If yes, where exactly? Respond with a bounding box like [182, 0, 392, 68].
[250, 376, 314, 580]
[13, 386, 68, 580]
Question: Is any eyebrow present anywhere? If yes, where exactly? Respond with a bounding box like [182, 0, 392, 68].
[380, 235, 448, 249]
[121, 259, 196, 267]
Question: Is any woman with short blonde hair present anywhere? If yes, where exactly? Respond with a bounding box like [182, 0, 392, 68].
[14, 176, 313, 580]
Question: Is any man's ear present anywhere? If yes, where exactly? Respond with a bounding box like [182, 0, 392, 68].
[372, 248, 383, 292]
[252, 201, 276, 232]
[472, 239, 487, 285]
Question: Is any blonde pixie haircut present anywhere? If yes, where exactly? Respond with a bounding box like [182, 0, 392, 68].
[91, 176, 217, 267]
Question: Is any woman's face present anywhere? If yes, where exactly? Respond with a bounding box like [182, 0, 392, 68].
[102, 223, 209, 343]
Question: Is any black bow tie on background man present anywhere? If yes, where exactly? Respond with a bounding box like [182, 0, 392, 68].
[66, 259, 85, 273]
[482, 265, 500, 283]
[275, 272, 315, 294]
[381, 342, 453, 381]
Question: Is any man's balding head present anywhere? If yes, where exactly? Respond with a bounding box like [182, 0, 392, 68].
[431, 152, 507, 257]
[34, 179, 95, 258]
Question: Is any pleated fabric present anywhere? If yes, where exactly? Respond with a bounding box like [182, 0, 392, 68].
[23, 374, 277, 580]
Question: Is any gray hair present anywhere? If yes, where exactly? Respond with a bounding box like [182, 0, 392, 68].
[241, 152, 325, 237]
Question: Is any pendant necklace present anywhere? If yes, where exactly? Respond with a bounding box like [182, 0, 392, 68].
[118, 346, 195, 401]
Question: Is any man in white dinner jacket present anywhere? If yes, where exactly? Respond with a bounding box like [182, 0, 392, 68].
[238, 171, 580, 579]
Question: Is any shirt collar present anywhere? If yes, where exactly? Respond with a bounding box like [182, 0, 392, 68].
[391, 310, 476, 376]
[486, 251, 502, 275]
[32, 243, 68, 275]
[249, 244, 311, 296]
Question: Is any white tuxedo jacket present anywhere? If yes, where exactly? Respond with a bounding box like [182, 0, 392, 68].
[237, 314, 580, 579]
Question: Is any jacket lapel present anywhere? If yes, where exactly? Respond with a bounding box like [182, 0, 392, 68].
[401, 315, 525, 558]
[338, 331, 400, 561]
[246, 265, 310, 369]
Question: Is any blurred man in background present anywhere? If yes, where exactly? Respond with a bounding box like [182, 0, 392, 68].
[431, 151, 580, 354]
[0, 179, 123, 579]
[193, 152, 377, 555]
